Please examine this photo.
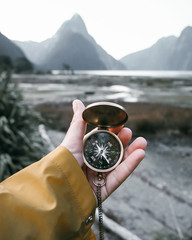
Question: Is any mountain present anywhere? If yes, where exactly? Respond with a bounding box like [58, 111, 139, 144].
[15, 14, 125, 70]
[169, 26, 192, 70]
[120, 26, 192, 70]
[0, 32, 26, 61]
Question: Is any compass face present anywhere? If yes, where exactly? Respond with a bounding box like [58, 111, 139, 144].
[83, 130, 123, 172]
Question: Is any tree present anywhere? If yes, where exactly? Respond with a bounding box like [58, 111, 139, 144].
[0, 70, 47, 181]
[14, 57, 34, 73]
[63, 63, 74, 75]
[0, 55, 13, 71]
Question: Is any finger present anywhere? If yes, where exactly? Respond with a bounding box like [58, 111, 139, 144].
[117, 127, 132, 148]
[124, 137, 147, 159]
[62, 99, 86, 143]
[61, 99, 86, 165]
[105, 148, 145, 198]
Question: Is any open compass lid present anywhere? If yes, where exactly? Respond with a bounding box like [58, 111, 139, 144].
[82, 102, 128, 128]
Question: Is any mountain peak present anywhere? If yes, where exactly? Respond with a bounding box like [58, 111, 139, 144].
[55, 13, 88, 37]
[71, 13, 84, 22]
[179, 25, 192, 39]
[13, 14, 126, 70]
[120, 25, 192, 70]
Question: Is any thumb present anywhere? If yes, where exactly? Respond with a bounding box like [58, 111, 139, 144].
[61, 100, 87, 160]
[68, 99, 86, 138]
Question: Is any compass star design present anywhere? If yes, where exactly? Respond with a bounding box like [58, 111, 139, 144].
[94, 144, 110, 163]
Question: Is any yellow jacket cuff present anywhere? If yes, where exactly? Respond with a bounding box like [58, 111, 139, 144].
[0, 146, 97, 240]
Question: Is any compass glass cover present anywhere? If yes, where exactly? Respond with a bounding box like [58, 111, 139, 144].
[83, 131, 121, 171]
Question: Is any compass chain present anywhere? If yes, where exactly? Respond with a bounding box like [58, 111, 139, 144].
[97, 183, 104, 240]
[92, 173, 106, 240]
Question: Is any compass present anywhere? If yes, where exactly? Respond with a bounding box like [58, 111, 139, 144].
[82, 102, 128, 172]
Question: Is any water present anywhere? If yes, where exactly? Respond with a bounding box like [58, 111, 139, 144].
[53, 70, 192, 79]
[73, 70, 192, 79]
[13, 71, 192, 107]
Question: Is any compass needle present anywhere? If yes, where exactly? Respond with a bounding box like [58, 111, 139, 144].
[102, 154, 109, 164]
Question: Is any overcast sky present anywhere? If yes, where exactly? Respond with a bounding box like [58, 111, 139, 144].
[1, 0, 192, 59]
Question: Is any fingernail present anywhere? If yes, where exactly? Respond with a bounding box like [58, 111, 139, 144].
[72, 100, 78, 113]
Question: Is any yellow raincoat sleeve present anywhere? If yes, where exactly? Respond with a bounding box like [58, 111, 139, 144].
[0, 146, 97, 240]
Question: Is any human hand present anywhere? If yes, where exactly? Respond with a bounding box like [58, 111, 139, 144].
[61, 99, 147, 202]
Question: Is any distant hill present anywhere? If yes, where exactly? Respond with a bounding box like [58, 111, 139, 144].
[0, 32, 26, 61]
[15, 14, 125, 70]
[120, 26, 192, 70]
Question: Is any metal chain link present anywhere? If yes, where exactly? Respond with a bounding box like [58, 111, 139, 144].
[97, 183, 104, 240]
[92, 173, 106, 240]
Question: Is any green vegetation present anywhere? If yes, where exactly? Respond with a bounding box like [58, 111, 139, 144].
[63, 63, 74, 75]
[14, 57, 33, 73]
[0, 55, 33, 73]
[0, 56, 13, 70]
[0, 70, 47, 181]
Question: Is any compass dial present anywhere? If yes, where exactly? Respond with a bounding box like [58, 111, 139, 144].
[83, 130, 123, 172]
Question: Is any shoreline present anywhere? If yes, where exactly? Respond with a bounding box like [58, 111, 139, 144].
[12, 73, 192, 109]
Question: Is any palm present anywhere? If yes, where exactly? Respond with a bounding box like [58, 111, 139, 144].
[61, 100, 147, 202]
[84, 130, 146, 202]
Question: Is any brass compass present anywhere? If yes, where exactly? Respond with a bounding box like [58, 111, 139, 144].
[82, 102, 128, 172]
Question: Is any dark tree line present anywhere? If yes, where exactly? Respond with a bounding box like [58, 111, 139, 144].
[0, 55, 33, 73]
